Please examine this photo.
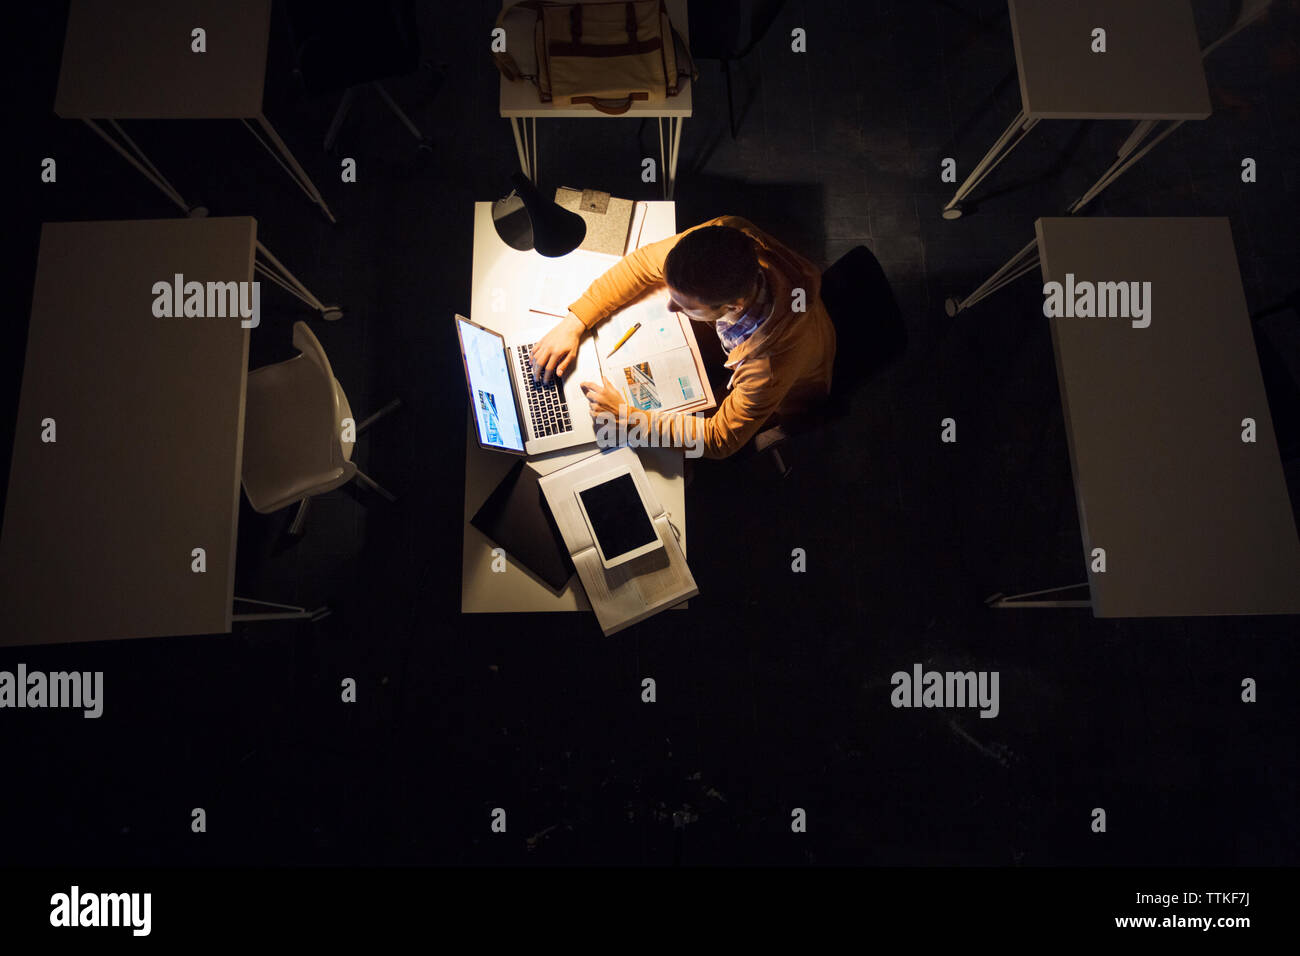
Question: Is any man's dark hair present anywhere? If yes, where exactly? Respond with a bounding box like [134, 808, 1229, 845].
[663, 226, 760, 306]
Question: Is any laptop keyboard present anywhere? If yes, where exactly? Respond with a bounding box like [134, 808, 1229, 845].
[515, 343, 574, 439]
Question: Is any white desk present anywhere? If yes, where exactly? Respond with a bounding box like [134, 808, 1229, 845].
[498, 0, 692, 199]
[2, 219, 250, 646]
[461, 201, 685, 613]
[0, 217, 335, 647]
[56, 0, 337, 225]
[942, 0, 1211, 219]
[972, 218, 1300, 616]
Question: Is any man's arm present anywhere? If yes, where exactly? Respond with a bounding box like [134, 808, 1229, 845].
[590, 353, 790, 463]
[645, 356, 795, 459]
[567, 215, 739, 329]
[533, 216, 728, 382]
[566, 231, 679, 331]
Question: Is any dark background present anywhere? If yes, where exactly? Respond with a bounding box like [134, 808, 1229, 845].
[2, 0, 1297, 866]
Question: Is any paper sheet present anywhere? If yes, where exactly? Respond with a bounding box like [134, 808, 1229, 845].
[530, 249, 621, 319]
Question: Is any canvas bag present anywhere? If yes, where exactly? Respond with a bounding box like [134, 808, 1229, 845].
[494, 0, 696, 114]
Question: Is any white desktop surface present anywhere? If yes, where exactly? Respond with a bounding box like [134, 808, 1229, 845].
[461, 201, 684, 612]
[0, 218, 253, 645]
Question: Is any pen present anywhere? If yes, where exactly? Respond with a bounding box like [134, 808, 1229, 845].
[604, 322, 641, 359]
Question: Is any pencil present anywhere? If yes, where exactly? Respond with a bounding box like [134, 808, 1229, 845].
[604, 322, 642, 359]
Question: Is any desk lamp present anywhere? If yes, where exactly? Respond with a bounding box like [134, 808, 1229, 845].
[492, 172, 586, 257]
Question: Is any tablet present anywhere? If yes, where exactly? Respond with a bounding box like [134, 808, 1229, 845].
[572, 470, 662, 569]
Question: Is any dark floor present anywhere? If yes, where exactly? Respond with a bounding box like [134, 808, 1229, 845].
[3, 0, 1299, 866]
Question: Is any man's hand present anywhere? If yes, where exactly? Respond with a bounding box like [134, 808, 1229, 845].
[580, 376, 625, 425]
[530, 312, 585, 384]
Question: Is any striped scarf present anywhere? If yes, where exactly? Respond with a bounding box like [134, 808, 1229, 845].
[715, 269, 773, 352]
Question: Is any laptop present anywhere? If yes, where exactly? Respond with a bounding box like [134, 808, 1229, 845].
[456, 314, 600, 456]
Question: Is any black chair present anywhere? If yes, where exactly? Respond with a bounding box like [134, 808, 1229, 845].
[688, 0, 787, 138]
[282, 0, 432, 153]
[754, 244, 907, 477]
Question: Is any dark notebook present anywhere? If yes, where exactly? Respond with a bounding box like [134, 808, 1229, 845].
[471, 459, 576, 593]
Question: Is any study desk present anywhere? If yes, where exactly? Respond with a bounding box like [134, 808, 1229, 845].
[942, 0, 1211, 219]
[56, 0, 337, 224]
[461, 201, 686, 613]
[980, 217, 1300, 616]
[0, 218, 334, 647]
[498, 0, 692, 199]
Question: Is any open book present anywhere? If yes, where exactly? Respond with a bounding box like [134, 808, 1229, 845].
[592, 287, 715, 416]
[538, 446, 697, 636]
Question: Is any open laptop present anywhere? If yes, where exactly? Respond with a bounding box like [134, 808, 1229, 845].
[456, 314, 600, 456]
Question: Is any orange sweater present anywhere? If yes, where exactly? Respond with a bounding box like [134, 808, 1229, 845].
[568, 216, 837, 459]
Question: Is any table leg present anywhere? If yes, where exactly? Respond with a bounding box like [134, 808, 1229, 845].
[984, 582, 1092, 609]
[665, 116, 684, 199]
[233, 596, 331, 622]
[509, 117, 528, 177]
[944, 237, 1040, 316]
[657, 117, 667, 198]
[530, 117, 538, 182]
[244, 114, 338, 224]
[510, 117, 540, 182]
[941, 109, 1040, 219]
[82, 118, 193, 215]
[1067, 119, 1186, 215]
[254, 240, 343, 321]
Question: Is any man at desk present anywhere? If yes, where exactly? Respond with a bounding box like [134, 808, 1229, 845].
[530, 217, 837, 459]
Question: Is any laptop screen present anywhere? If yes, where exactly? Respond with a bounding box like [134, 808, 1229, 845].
[458, 317, 525, 453]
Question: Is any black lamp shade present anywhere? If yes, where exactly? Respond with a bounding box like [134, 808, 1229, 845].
[492, 172, 586, 258]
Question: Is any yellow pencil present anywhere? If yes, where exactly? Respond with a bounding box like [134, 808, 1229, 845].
[604, 322, 642, 359]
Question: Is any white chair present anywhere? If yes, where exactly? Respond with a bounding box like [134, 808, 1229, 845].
[242, 321, 399, 535]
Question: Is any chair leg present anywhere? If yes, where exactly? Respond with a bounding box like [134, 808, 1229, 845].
[353, 469, 397, 502]
[770, 446, 791, 478]
[288, 496, 312, 536]
[356, 398, 403, 434]
[345, 398, 401, 505]
[723, 59, 737, 139]
[371, 82, 426, 143]
[324, 87, 358, 151]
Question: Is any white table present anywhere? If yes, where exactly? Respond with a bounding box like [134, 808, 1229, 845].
[0, 217, 337, 647]
[56, 0, 337, 224]
[978, 218, 1300, 616]
[498, 0, 692, 199]
[942, 0, 1211, 219]
[461, 201, 685, 613]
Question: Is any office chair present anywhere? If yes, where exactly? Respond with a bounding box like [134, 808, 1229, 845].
[688, 0, 787, 138]
[753, 244, 907, 477]
[242, 321, 401, 536]
[283, 0, 433, 153]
